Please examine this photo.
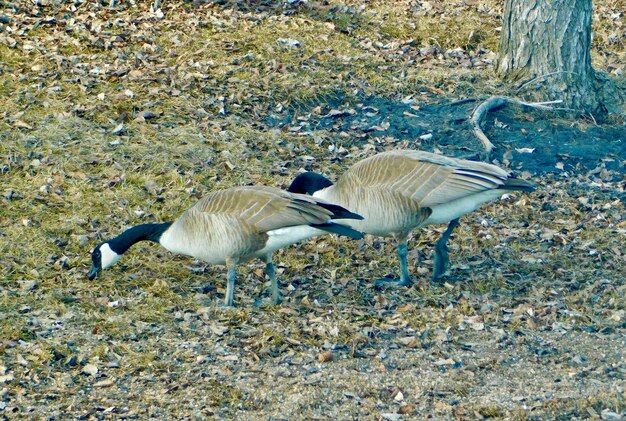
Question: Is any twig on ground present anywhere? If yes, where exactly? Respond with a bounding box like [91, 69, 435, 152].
[516, 99, 566, 109]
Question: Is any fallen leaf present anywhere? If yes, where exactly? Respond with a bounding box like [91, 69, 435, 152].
[13, 120, 33, 129]
[94, 379, 114, 387]
[82, 364, 98, 376]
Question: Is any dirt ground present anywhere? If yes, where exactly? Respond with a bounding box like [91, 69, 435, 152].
[266, 93, 625, 174]
[1, 1, 625, 420]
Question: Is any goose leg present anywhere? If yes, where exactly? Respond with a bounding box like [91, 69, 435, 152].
[374, 237, 413, 288]
[432, 218, 460, 280]
[263, 254, 282, 305]
[224, 259, 237, 307]
[397, 241, 412, 286]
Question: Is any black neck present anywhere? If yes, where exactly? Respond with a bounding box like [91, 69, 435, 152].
[288, 172, 334, 195]
[108, 222, 172, 254]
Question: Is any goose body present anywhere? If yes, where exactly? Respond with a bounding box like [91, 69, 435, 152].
[89, 186, 363, 306]
[288, 149, 535, 284]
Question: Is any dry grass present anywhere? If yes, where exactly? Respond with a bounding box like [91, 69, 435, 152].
[1, 0, 625, 419]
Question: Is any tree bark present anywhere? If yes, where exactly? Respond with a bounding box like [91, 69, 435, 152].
[497, 0, 625, 117]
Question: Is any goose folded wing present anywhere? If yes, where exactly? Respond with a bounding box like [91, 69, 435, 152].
[191, 187, 336, 233]
[346, 151, 510, 208]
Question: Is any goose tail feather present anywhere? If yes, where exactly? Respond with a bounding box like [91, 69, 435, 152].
[314, 202, 364, 220]
[503, 177, 536, 192]
[310, 222, 364, 239]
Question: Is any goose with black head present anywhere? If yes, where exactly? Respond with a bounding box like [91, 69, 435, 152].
[89, 186, 363, 306]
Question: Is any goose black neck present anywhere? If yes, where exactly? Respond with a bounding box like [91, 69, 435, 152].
[288, 172, 334, 195]
[108, 222, 172, 254]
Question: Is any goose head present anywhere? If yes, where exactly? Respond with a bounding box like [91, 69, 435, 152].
[88, 242, 121, 280]
[288, 172, 333, 195]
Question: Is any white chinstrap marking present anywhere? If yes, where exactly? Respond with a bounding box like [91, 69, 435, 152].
[311, 186, 332, 201]
[100, 243, 121, 269]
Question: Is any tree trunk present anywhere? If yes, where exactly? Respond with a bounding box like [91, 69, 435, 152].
[498, 0, 625, 117]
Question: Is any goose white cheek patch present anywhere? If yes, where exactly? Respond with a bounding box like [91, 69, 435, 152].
[100, 243, 121, 269]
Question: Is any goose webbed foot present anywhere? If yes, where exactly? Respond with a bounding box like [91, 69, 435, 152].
[253, 294, 283, 308]
[375, 240, 414, 288]
[271, 293, 283, 305]
[374, 277, 414, 288]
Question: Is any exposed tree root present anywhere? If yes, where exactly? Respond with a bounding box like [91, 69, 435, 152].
[470, 96, 565, 158]
[447, 98, 479, 107]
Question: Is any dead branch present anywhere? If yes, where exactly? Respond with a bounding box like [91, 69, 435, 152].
[469, 96, 507, 155]
[470, 96, 566, 157]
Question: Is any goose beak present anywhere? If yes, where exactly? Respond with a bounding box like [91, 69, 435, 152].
[88, 264, 100, 280]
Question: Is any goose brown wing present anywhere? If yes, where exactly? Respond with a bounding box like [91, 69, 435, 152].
[189, 186, 339, 233]
[342, 150, 510, 208]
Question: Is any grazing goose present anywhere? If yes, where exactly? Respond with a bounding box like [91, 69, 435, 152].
[288, 149, 535, 286]
[88, 186, 363, 306]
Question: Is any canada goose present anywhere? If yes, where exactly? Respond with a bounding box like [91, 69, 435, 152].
[88, 186, 364, 306]
[288, 149, 535, 286]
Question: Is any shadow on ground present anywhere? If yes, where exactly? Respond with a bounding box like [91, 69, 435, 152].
[265, 94, 626, 178]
